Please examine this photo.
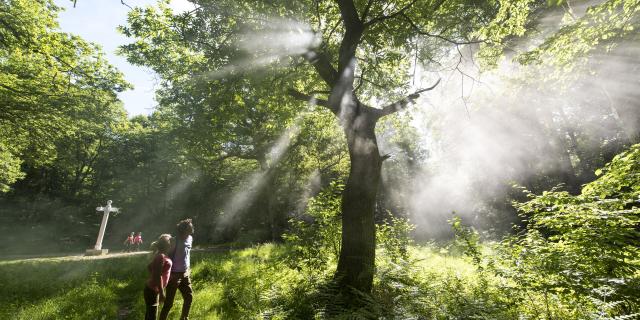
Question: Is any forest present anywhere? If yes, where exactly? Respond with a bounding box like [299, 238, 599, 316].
[0, 0, 639, 319]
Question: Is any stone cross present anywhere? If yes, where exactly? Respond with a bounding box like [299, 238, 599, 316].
[86, 200, 118, 255]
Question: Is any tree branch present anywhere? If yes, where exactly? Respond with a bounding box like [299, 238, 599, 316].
[364, 0, 417, 27]
[302, 50, 339, 87]
[213, 150, 258, 163]
[337, 0, 363, 33]
[355, 75, 386, 90]
[0, 18, 24, 42]
[401, 13, 485, 45]
[0, 83, 25, 95]
[354, 65, 367, 93]
[287, 88, 336, 113]
[336, 0, 364, 72]
[373, 78, 441, 118]
[324, 17, 342, 42]
[120, 0, 133, 10]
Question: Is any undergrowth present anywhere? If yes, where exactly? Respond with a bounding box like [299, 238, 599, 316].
[0, 245, 506, 319]
[2, 145, 639, 319]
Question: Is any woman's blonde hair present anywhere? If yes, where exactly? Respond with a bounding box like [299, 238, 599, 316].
[150, 234, 172, 253]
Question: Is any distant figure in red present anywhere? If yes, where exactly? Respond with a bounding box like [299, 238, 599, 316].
[144, 234, 173, 320]
[124, 232, 134, 252]
[134, 232, 143, 251]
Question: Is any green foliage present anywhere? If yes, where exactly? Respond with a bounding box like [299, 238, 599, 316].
[510, 144, 640, 299]
[449, 215, 483, 266]
[0, 143, 24, 192]
[3, 238, 638, 319]
[282, 181, 343, 270]
[376, 214, 415, 262]
[2, 0, 639, 316]
[0, 255, 147, 319]
[518, 0, 640, 72]
[0, 0, 129, 191]
[453, 144, 640, 318]
[479, 0, 640, 74]
[478, 0, 539, 67]
[0, 245, 510, 319]
[442, 143, 640, 318]
[284, 180, 417, 268]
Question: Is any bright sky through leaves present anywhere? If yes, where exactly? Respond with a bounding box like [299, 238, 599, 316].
[53, 0, 194, 116]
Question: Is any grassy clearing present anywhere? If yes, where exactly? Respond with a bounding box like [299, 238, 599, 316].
[2, 243, 629, 319]
[0, 244, 485, 319]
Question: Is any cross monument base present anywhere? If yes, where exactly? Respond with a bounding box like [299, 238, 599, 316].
[85, 249, 109, 256]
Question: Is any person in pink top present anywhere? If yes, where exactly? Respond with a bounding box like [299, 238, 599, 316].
[144, 234, 172, 320]
[134, 232, 143, 251]
[160, 219, 194, 320]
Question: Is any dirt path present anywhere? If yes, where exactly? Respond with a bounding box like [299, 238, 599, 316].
[0, 250, 150, 265]
[0, 245, 245, 265]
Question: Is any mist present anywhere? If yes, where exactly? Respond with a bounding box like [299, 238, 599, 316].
[379, 38, 640, 238]
[217, 115, 305, 228]
[195, 18, 320, 81]
[206, 8, 640, 240]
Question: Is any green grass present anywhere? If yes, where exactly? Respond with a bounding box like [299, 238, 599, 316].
[0, 244, 620, 319]
[0, 254, 146, 319]
[0, 244, 472, 319]
[0, 245, 304, 319]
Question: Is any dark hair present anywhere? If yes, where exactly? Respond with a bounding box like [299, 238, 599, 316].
[176, 218, 193, 236]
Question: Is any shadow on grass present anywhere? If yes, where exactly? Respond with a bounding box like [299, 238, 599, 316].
[0, 255, 148, 319]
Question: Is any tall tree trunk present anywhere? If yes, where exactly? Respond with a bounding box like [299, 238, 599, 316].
[336, 108, 381, 293]
[289, 0, 438, 294]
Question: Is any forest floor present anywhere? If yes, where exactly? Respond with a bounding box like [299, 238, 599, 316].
[0, 243, 483, 319]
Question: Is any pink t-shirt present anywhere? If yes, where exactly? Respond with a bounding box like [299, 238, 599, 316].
[134, 235, 143, 244]
[146, 253, 172, 293]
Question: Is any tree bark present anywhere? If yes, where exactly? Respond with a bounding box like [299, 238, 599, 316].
[335, 104, 381, 293]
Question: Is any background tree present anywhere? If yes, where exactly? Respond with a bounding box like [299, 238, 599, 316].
[0, 0, 129, 191]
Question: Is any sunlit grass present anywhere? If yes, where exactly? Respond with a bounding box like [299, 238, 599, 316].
[7, 246, 326, 318]
[1, 245, 311, 319]
[0, 243, 521, 319]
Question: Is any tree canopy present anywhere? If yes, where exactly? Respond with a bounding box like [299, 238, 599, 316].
[0, 0, 129, 191]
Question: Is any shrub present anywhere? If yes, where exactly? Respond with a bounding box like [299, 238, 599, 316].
[376, 214, 415, 262]
[282, 181, 343, 270]
[468, 143, 640, 318]
[509, 144, 640, 302]
[284, 181, 418, 269]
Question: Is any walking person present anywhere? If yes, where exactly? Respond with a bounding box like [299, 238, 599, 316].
[123, 232, 134, 252]
[134, 232, 143, 251]
[144, 234, 173, 320]
[159, 219, 194, 320]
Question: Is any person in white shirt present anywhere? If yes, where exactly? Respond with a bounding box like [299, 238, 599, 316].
[159, 218, 194, 320]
